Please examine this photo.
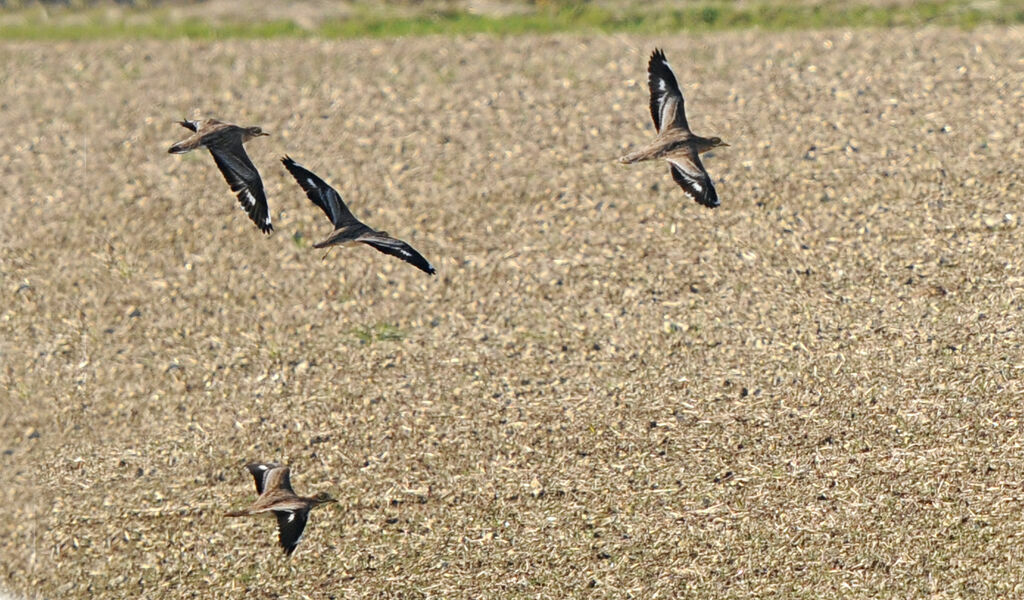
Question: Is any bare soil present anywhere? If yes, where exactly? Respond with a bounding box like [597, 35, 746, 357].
[1, 27, 1023, 598]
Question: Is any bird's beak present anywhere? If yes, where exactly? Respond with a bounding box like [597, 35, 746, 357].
[720, 142, 730, 147]
[259, 131, 270, 137]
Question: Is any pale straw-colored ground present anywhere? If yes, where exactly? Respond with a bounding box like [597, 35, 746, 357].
[1, 26, 1023, 598]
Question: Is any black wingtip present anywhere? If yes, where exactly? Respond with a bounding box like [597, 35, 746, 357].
[281, 155, 303, 175]
[416, 258, 437, 276]
[649, 48, 671, 75]
[695, 189, 720, 209]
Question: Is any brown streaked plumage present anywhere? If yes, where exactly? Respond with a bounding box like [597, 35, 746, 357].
[619, 49, 728, 208]
[225, 462, 336, 556]
[281, 156, 436, 276]
[168, 118, 273, 233]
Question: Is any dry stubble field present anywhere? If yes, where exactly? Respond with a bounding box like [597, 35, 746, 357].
[1, 26, 1023, 599]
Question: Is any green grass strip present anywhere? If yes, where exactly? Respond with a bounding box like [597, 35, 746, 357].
[2, 1, 1022, 41]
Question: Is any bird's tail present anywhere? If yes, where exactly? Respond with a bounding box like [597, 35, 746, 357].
[167, 141, 191, 154]
[313, 230, 347, 249]
[618, 148, 650, 164]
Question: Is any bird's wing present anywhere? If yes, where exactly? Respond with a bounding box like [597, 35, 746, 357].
[208, 139, 273, 233]
[263, 465, 294, 493]
[358, 232, 436, 276]
[667, 153, 719, 208]
[280, 156, 359, 228]
[244, 462, 282, 495]
[648, 49, 690, 134]
[273, 509, 310, 556]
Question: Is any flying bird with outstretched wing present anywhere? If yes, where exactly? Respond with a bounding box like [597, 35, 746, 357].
[168, 118, 273, 233]
[281, 156, 436, 276]
[619, 49, 729, 208]
[225, 462, 336, 557]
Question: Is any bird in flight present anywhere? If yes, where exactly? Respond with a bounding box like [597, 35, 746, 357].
[619, 49, 728, 208]
[168, 118, 273, 233]
[281, 156, 436, 276]
[225, 462, 336, 556]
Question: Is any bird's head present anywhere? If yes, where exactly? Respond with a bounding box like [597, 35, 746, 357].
[311, 492, 338, 506]
[245, 126, 270, 140]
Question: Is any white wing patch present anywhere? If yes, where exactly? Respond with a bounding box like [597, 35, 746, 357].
[659, 99, 672, 133]
[307, 178, 317, 189]
[667, 158, 719, 207]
